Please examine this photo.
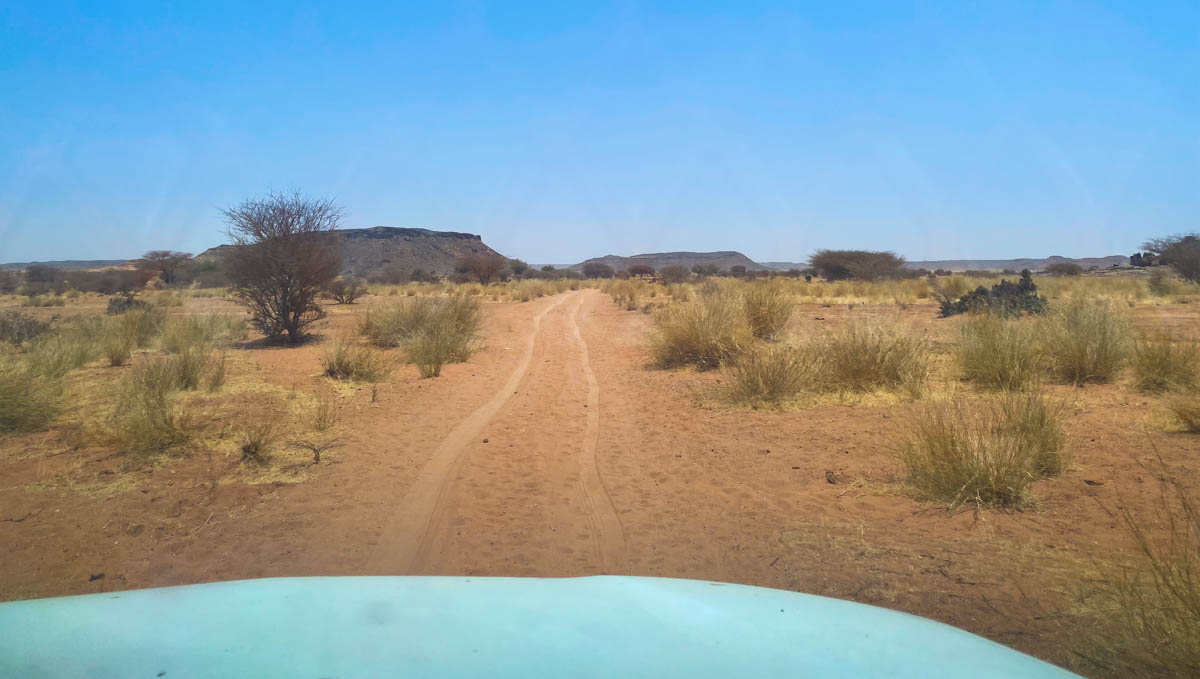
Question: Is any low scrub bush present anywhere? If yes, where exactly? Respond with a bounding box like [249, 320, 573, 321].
[405, 327, 458, 378]
[939, 270, 1046, 318]
[606, 280, 640, 310]
[650, 285, 752, 369]
[742, 281, 793, 339]
[897, 391, 1066, 508]
[513, 279, 550, 302]
[1131, 332, 1200, 393]
[106, 294, 150, 315]
[0, 311, 50, 345]
[21, 295, 66, 308]
[361, 296, 481, 349]
[1038, 298, 1131, 384]
[360, 296, 481, 376]
[325, 276, 368, 304]
[322, 338, 392, 382]
[954, 315, 1044, 390]
[240, 419, 279, 465]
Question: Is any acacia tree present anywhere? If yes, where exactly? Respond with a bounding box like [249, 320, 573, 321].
[810, 249, 906, 281]
[138, 251, 193, 285]
[457, 254, 507, 284]
[1143, 234, 1200, 284]
[223, 191, 343, 343]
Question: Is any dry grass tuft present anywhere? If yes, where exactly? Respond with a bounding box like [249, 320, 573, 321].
[742, 280, 794, 339]
[321, 338, 392, 383]
[897, 390, 1066, 508]
[813, 321, 931, 394]
[651, 284, 752, 369]
[1131, 332, 1200, 394]
[1038, 298, 1131, 384]
[108, 357, 194, 458]
[724, 344, 815, 407]
[954, 314, 1044, 390]
[1072, 456, 1200, 677]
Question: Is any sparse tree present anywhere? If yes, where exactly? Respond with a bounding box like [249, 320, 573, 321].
[691, 263, 719, 277]
[810, 250, 906, 281]
[1143, 234, 1200, 284]
[457, 254, 507, 285]
[138, 250, 193, 285]
[325, 276, 367, 304]
[0, 269, 18, 293]
[730, 264, 747, 277]
[628, 264, 655, 278]
[659, 265, 689, 284]
[507, 258, 529, 277]
[222, 191, 343, 344]
[582, 262, 615, 279]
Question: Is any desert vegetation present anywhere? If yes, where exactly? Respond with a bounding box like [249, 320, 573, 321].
[4, 241, 1200, 679]
[897, 391, 1066, 508]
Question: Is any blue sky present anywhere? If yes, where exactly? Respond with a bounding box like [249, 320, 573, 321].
[1, 1, 1196, 264]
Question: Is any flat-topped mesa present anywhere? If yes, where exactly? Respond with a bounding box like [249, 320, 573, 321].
[195, 226, 506, 277]
[574, 251, 766, 272]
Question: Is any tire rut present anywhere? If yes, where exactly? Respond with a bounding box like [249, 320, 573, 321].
[568, 292, 627, 571]
[366, 293, 569, 573]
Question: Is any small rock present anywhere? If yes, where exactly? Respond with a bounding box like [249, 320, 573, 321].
[89, 573, 105, 582]
[1084, 479, 1104, 486]
[482, 439, 489, 443]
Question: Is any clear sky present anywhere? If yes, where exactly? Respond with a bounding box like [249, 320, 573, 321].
[1, 1, 1196, 265]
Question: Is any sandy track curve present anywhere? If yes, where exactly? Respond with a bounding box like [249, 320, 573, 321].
[568, 292, 627, 571]
[366, 294, 569, 573]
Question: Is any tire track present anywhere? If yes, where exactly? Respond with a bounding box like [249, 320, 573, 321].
[568, 292, 627, 571]
[366, 293, 569, 574]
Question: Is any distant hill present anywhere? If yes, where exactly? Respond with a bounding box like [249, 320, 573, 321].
[902, 255, 1128, 271]
[758, 255, 1129, 272]
[0, 259, 129, 271]
[574, 251, 766, 272]
[197, 226, 505, 277]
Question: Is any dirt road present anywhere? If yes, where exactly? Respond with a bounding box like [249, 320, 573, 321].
[365, 291, 625, 575]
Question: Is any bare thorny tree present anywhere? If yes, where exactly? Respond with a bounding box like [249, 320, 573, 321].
[223, 191, 343, 343]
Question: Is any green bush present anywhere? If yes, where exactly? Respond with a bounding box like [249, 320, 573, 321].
[898, 391, 1066, 508]
[1038, 298, 1131, 384]
[954, 315, 1044, 390]
[939, 270, 1046, 318]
